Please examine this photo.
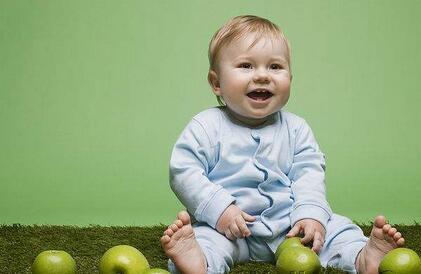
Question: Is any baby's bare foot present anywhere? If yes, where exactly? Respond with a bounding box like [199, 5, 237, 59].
[160, 211, 207, 274]
[356, 215, 405, 274]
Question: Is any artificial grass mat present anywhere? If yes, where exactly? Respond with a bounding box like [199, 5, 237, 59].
[1, 223, 420, 273]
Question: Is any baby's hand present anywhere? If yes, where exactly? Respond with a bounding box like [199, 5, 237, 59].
[216, 204, 256, 240]
[286, 218, 325, 254]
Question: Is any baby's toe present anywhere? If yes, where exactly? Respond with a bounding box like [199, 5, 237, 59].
[388, 227, 397, 237]
[383, 224, 392, 233]
[177, 211, 191, 225]
[374, 215, 387, 227]
[160, 235, 171, 245]
[175, 219, 183, 228]
[170, 223, 180, 232]
[165, 228, 174, 237]
[393, 232, 402, 241]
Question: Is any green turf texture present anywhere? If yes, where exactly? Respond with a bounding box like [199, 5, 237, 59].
[1, 223, 420, 273]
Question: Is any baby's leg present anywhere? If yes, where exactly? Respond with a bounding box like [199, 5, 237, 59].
[355, 215, 405, 274]
[318, 214, 369, 273]
[161, 211, 250, 274]
[319, 214, 405, 274]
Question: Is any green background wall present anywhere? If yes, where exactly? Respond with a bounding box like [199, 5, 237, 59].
[1, 0, 420, 226]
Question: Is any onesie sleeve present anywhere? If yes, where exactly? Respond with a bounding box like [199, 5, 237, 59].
[288, 119, 333, 229]
[169, 118, 236, 229]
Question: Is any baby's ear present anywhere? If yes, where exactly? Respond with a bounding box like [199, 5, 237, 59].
[208, 70, 221, 95]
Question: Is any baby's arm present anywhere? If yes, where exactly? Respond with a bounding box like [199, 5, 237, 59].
[288, 118, 333, 251]
[170, 118, 236, 229]
[216, 204, 256, 240]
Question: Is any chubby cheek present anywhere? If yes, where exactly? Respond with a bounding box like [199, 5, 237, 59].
[221, 69, 249, 85]
[276, 75, 292, 92]
[275, 79, 291, 105]
[281, 90, 291, 105]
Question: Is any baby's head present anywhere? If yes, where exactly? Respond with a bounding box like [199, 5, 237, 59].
[207, 15, 293, 126]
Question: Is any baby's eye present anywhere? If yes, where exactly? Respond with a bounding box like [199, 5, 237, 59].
[239, 63, 252, 69]
[270, 64, 283, 70]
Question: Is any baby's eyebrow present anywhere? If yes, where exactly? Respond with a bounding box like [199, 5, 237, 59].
[234, 55, 253, 61]
[269, 57, 287, 64]
[234, 55, 287, 63]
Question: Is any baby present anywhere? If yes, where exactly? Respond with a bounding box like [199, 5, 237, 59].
[160, 15, 404, 274]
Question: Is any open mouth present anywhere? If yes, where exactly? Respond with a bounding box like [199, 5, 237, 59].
[246, 89, 273, 101]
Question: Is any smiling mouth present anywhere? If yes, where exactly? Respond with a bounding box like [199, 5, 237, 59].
[246, 89, 273, 101]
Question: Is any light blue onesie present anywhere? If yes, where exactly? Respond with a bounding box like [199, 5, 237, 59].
[168, 106, 368, 274]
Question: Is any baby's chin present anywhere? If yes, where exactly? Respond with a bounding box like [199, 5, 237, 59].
[243, 108, 279, 120]
[228, 108, 276, 127]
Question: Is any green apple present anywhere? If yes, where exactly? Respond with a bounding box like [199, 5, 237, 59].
[379, 248, 421, 274]
[276, 246, 321, 274]
[32, 250, 76, 274]
[143, 268, 170, 274]
[99, 245, 150, 274]
[275, 237, 303, 259]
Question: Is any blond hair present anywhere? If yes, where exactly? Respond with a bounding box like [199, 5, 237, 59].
[207, 15, 291, 106]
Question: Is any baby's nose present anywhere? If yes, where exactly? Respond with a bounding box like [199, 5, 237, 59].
[253, 68, 270, 83]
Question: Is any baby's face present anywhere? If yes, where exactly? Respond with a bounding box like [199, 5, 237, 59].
[210, 33, 292, 126]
